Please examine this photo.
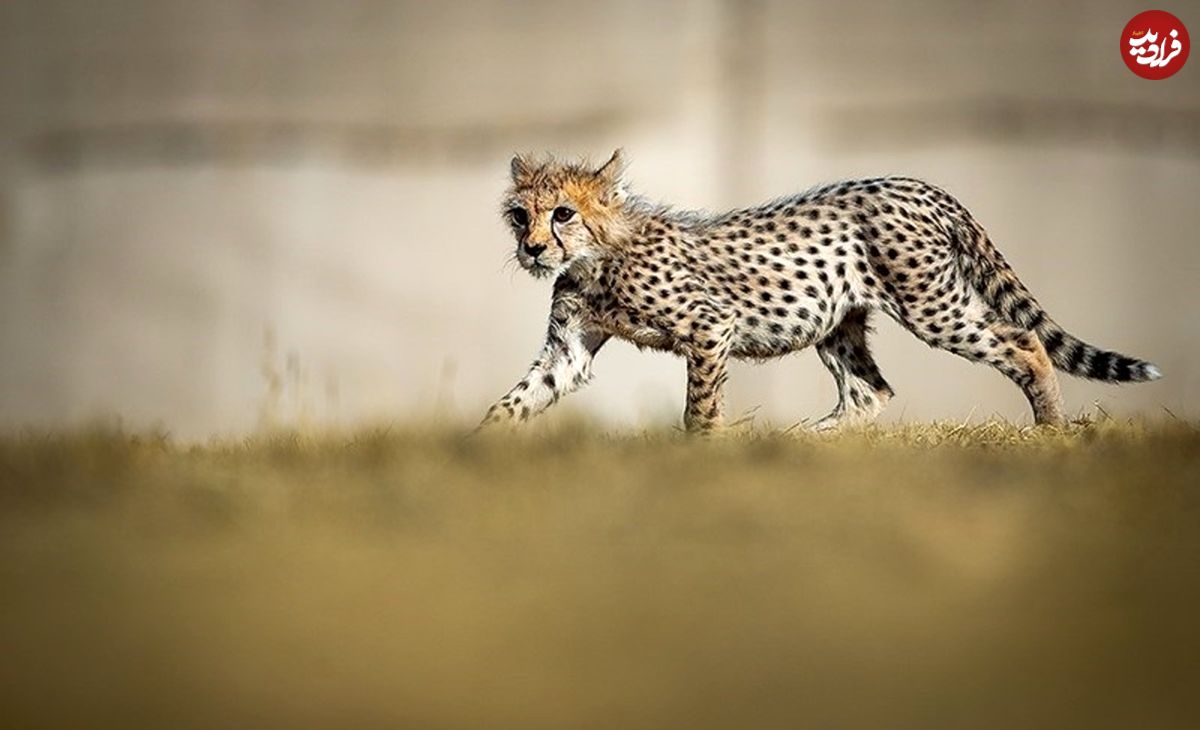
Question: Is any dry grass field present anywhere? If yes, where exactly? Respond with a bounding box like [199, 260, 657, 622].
[1, 419, 1198, 729]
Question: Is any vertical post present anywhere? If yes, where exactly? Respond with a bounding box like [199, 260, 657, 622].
[717, 0, 768, 207]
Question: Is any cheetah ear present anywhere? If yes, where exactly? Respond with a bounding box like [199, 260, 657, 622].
[594, 149, 628, 205]
[594, 148, 626, 186]
[510, 153, 533, 181]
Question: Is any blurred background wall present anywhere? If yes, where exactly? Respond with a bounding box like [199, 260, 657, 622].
[0, 0, 1197, 436]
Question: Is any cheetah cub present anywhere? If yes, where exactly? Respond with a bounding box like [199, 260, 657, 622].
[481, 150, 1160, 433]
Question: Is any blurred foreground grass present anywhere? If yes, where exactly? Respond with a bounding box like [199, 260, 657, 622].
[1, 420, 1198, 729]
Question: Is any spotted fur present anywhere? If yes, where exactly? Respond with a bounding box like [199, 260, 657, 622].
[481, 151, 1161, 432]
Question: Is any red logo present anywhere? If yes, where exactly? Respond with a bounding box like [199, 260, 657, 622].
[1121, 10, 1189, 79]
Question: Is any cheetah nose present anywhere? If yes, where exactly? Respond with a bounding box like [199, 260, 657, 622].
[523, 242, 547, 258]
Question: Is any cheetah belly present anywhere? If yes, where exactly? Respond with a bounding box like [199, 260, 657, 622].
[729, 308, 833, 359]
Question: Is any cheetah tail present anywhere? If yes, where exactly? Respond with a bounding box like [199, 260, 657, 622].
[1036, 325, 1162, 382]
[953, 223, 1162, 383]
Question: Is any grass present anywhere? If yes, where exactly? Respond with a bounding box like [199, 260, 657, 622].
[1, 419, 1198, 729]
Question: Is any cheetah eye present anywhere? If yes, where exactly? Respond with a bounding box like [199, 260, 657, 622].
[508, 207, 529, 228]
[552, 206, 576, 224]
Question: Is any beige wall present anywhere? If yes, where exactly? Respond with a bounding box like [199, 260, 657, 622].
[1, 0, 1197, 436]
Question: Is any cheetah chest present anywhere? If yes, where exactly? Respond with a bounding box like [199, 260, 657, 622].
[585, 289, 685, 354]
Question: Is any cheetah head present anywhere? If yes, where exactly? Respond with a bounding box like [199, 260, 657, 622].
[501, 149, 629, 279]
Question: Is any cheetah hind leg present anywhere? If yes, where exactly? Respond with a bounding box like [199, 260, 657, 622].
[907, 312, 1065, 427]
[812, 309, 895, 431]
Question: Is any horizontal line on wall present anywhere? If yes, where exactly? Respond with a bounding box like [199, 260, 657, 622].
[820, 98, 1200, 157]
[22, 113, 631, 173]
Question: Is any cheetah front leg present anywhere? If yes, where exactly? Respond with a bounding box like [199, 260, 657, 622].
[683, 318, 734, 434]
[813, 309, 894, 431]
[479, 282, 608, 430]
[480, 326, 608, 429]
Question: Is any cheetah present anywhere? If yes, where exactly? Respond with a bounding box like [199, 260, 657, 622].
[480, 150, 1161, 433]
